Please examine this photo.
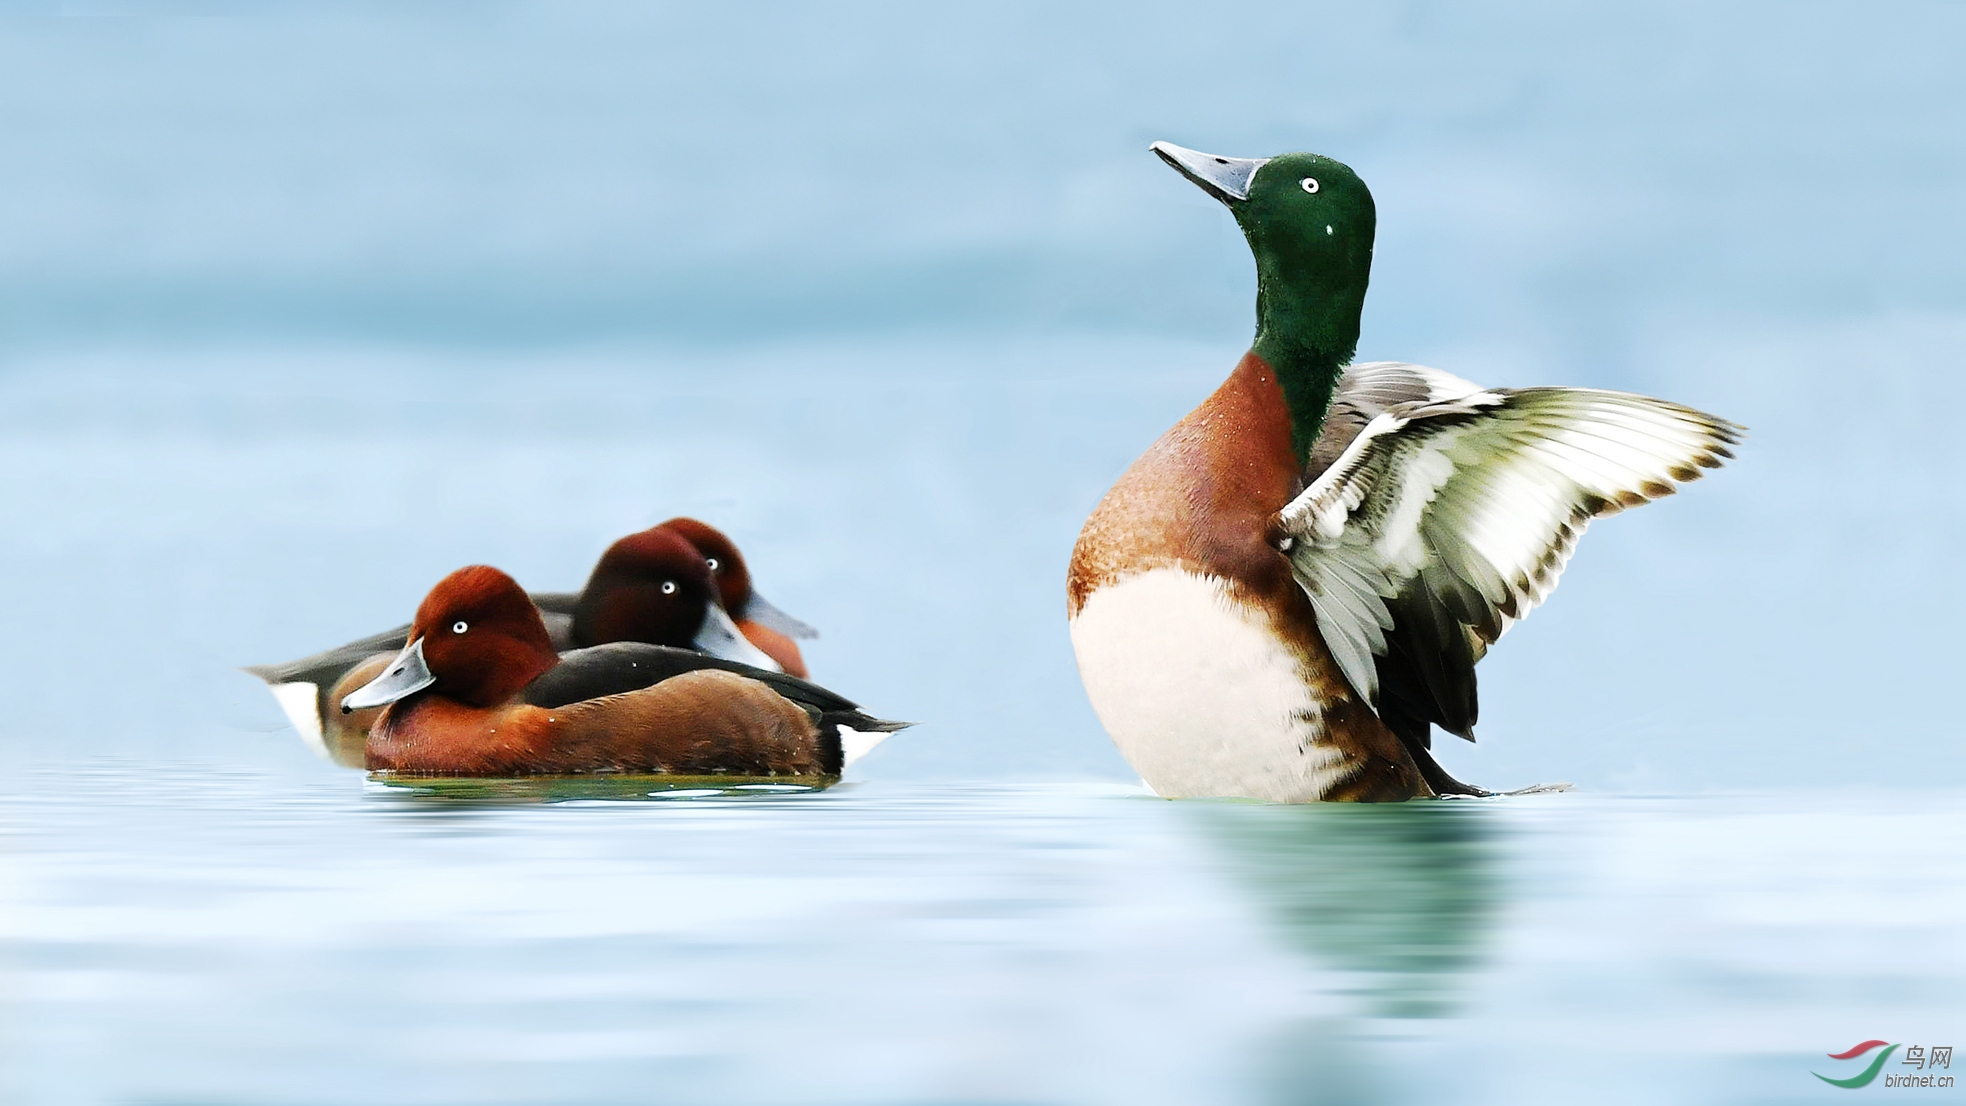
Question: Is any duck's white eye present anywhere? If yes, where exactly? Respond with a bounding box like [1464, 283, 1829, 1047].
[452, 620, 468, 634]
[660, 581, 678, 595]
[705, 557, 720, 571]
[1300, 177, 1319, 194]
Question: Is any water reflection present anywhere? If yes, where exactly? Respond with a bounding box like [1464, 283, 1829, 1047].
[1184, 800, 1500, 1021]
[363, 773, 833, 805]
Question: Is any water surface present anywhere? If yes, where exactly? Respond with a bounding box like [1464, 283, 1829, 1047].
[6, 764, 1961, 1105]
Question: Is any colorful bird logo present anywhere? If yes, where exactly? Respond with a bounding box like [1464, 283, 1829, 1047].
[1814, 1041, 1899, 1088]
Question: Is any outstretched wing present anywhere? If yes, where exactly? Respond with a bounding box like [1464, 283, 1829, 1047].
[1281, 364, 1740, 744]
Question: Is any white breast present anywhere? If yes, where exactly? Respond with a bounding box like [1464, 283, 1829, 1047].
[1068, 567, 1349, 802]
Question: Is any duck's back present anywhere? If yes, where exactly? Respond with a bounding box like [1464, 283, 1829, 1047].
[546, 670, 827, 776]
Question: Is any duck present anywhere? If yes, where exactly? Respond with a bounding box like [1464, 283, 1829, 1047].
[1066, 141, 1741, 803]
[656, 517, 819, 677]
[341, 564, 906, 777]
[247, 523, 807, 765]
[568, 524, 787, 670]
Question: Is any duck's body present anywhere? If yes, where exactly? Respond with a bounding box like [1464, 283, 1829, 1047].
[1070, 353, 1414, 801]
[367, 668, 825, 776]
[1068, 143, 1739, 802]
[345, 567, 904, 778]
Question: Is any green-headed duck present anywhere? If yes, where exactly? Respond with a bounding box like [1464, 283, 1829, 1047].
[1066, 142, 1741, 803]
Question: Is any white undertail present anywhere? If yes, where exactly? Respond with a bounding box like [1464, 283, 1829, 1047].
[266, 681, 329, 760]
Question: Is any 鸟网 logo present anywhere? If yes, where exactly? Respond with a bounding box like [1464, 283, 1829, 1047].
[1813, 1041, 1955, 1089]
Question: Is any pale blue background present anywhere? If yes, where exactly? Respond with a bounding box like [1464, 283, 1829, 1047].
[5, 7, 1965, 1106]
[1, 0, 1961, 789]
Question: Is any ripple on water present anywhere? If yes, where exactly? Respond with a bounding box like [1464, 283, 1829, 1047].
[2, 762, 1964, 1106]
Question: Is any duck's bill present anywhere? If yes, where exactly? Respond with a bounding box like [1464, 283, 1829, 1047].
[340, 638, 435, 712]
[743, 591, 819, 640]
[1150, 140, 1269, 204]
[694, 604, 785, 672]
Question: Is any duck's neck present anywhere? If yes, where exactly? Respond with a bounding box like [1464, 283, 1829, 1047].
[1249, 264, 1363, 468]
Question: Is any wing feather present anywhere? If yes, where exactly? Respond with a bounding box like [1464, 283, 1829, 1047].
[1282, 369, 1740, 732]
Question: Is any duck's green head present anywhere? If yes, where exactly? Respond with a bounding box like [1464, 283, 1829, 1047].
[1152, 141, 1376, 370]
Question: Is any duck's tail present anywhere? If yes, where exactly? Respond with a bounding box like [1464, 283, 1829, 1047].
[240, 670, 331, 758]
[815, 712, 913, 775]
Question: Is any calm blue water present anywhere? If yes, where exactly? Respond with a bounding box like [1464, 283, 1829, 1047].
[6, 766, 1963, 1106]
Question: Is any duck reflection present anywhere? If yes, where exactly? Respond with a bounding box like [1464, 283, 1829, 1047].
[364, 774, 833, 805]
[1185, 800, 1500, 1020]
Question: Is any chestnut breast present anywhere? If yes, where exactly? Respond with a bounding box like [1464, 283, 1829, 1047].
[1068, 352, 1305, 616]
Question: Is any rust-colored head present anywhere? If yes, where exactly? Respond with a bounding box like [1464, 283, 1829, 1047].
[573, 526, 721, 649]
[657, 517, 753, 614]
[659, 517, 818, 651]
[408, 565, 560, 708]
